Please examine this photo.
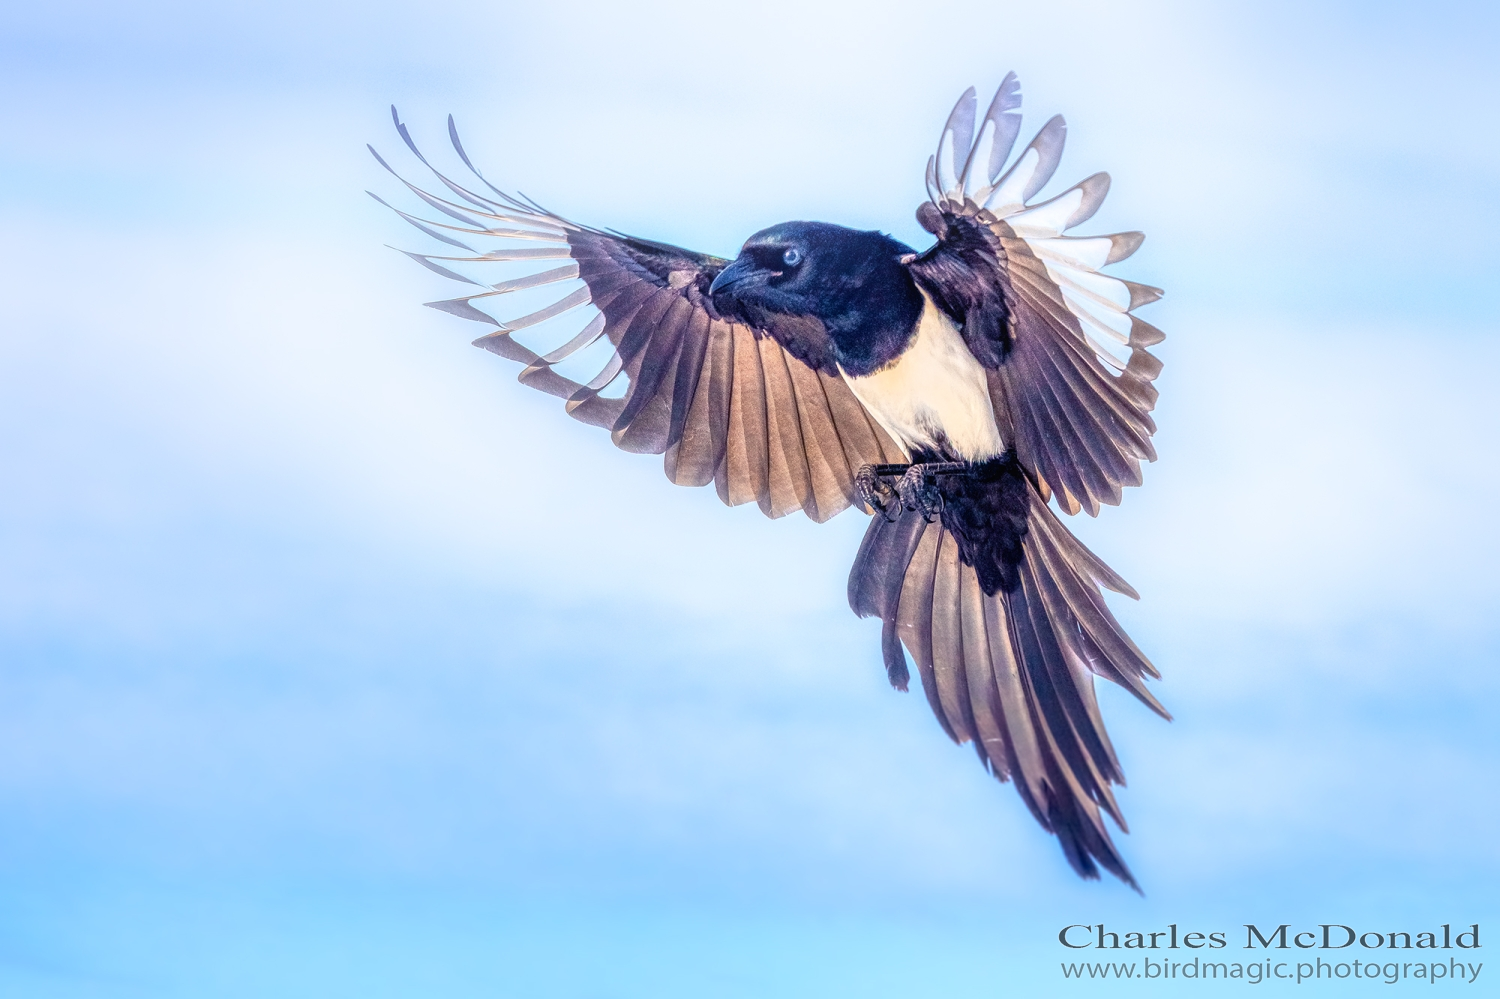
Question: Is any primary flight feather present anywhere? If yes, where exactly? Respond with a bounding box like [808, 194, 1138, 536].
[374, 72, 1169, 888]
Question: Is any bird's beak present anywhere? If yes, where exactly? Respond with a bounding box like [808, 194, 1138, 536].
[708, 256, 753, 300]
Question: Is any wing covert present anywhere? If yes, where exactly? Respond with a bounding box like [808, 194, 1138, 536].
[374, 110, 903, 522]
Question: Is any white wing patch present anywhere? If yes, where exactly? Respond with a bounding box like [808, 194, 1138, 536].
[929, 76, 1156, 379]
[1007, 187, 1084, 236]
[984, 146, 1039, 217]
[1030, 241, 1137, 370]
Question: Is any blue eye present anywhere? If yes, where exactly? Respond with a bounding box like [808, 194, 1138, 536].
[782, 247, 802, 267]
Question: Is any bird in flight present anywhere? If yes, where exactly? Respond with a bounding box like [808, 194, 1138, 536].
[373, 72, 1169, 888]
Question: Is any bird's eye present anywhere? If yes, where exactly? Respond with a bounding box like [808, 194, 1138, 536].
[782, 247, 803, 268]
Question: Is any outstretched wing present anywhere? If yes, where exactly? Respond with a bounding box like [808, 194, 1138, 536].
[373, 110, 903, 522]
[906, 75, 1165, 516]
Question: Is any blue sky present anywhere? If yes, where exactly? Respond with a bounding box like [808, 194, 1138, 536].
[1, 1, 1497, 995]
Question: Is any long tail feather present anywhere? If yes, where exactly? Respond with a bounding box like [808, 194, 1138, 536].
[848, 473, 1164, 888]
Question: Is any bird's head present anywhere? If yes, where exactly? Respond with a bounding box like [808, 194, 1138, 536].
[708, 222, 922, 372]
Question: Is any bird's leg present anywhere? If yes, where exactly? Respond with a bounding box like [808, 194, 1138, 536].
[896, 462, 968, 522]
[855, 463, 909, 520]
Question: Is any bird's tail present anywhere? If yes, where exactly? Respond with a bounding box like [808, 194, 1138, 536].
[848, 466, 1168, 888]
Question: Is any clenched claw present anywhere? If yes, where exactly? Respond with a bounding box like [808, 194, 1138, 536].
[856, 463, 903, 520]
[897, 465, 944, 522]
[857, 462, 971, 522]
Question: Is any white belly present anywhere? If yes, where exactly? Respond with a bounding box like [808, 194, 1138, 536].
[839, 295, 1004, 462]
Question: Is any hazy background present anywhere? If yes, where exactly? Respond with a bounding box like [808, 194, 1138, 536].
[2, 1, 1496, 995]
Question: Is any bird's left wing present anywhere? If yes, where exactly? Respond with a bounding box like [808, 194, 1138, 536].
[905, 79, 1165, 516]
[373, 112, 903, 522]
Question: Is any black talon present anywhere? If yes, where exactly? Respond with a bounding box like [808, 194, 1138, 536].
[895, 461, 968, 522]
[896, 466, 940, 521]
[857, 461, 970, 522]
[855, 463, 904, 520]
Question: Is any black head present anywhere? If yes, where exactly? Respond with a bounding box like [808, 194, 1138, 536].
[708, 221, 924, 376]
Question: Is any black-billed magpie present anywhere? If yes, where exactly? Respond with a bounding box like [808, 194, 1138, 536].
[373, 72, 1168, 889]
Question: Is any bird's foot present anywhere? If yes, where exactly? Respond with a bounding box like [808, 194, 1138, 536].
[856, 463, 909, 521]
[896, 466, 942, 522]
[896, 462, 968, 523]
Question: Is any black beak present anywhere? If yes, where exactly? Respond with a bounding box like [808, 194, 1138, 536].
[708, 256, 754, 300]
